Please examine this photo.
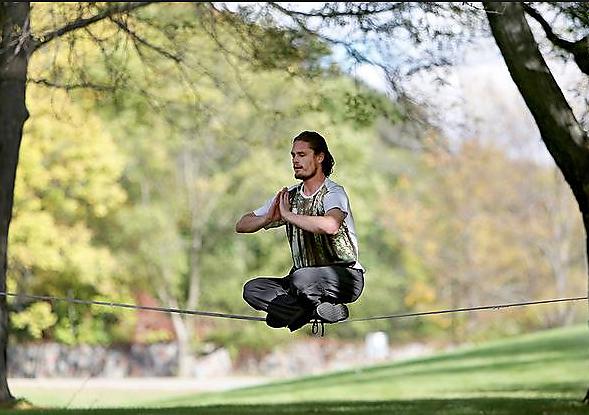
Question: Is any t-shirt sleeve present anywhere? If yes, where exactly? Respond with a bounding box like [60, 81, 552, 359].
[323, 185, 350, 217]
[253, 194, 286, 229]
[252, 195, 276, 217]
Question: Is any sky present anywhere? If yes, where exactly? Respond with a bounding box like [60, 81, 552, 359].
[345, 21, 586, 168]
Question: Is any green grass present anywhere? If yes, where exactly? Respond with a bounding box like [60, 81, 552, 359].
[7, 325, 589, 414]
[3, 399, 589, 415]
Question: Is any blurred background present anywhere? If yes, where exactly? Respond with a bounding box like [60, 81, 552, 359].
[5, 3, 587, 404]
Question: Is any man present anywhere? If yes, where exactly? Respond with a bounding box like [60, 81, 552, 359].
[236, 131, 364, 334]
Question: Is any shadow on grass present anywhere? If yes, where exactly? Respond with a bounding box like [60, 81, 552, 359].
[207, 326, 589, 396]
[2, 398, 588, 415]
[179, 351, 587, 402]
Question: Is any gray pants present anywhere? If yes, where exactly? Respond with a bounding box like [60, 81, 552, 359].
[243, 265, 364, 331]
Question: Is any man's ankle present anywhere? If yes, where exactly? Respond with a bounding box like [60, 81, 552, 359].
[287, 308, 313, 332]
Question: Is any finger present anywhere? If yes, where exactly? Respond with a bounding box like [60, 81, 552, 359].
[280, 193, 288, 209]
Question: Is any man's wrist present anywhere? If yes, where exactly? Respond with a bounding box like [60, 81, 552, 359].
[283, 211, 295, 223]
[262, 216, 274, 229]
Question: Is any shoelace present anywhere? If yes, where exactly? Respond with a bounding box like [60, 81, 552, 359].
[311, 318, 325, 337]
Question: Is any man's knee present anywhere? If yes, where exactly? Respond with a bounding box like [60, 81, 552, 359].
[243, 278, 260, 300]
[243, 278, 263, 303]
[243, 277, 274, 304]
[290, 268, 319, 292]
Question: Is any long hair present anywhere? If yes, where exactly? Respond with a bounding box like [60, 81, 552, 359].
[293, 131, 335, 176]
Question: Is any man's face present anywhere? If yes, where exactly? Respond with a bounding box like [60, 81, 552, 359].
[291, 140, 324, 180]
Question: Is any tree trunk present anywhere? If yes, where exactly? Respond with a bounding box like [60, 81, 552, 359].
[483, 2, 589, 210]
[0, 2, 31, 403]
[158, 286, 195, 377]
[585, 212, 589, 328]
[484, 1, 589, 398]
[170, 313, 194, 377]
[178, 145, 203, 377]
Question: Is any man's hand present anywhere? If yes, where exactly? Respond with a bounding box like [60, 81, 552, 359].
[266, 188, 286, 224]
[235, 187, 287, 233]
[279, 187, 292, 221]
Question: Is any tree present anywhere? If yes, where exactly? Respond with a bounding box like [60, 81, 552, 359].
[482, 0, 588, 302]
[381, 139, 584, 342]
[0, 2, 156, 402]
[472, 3, 589, 395]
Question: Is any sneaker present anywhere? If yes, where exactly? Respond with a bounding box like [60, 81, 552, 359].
[315, 302, 349, 324]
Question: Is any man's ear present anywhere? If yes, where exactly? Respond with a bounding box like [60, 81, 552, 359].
[317, 152, 325, 163]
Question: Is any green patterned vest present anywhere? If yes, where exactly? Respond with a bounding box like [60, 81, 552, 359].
[286, 184, 357, 269]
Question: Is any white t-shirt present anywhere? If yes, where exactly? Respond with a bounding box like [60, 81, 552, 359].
[254, 178, 364, 271]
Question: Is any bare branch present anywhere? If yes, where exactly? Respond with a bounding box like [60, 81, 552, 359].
[523, 3, 589, 75]
[267, 2, 375, 65]
[108, 16, 183, 64]
[266, 2, 405, 19]
[28, 77, 116, 92]
[30, 2, 155, 54]
[81, 25, 130, 90]
[522, 3, 576, 50]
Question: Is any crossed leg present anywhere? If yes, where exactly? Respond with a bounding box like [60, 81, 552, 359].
[243, 265, 364, 331]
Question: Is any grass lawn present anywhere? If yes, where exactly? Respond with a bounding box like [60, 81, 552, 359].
[6, 324, 589, 414]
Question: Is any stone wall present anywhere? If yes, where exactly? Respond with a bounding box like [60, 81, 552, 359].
[8, 343, 180, 378]
[8, 333, 432, 378]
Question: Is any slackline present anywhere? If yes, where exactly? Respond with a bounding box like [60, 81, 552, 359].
[0, 291, 586, 324]
[344, 296, 588, 323]
[0, 291, 265, 321]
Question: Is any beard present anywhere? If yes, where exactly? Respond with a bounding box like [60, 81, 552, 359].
[294, 171, 311, 180]
[294, 166, 317, 180]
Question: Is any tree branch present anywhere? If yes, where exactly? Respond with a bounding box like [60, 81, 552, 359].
[266, 2, 405, 19]
[267, 2, 375, 66]
[30, 2, 154, 54]
[522, 3, 589, 75]
[522, 3, 575, 50]
[28, 78, 116, 92]
[108, 16, 182, 63]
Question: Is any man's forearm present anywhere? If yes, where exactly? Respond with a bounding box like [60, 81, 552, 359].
[235, 213, 269, 233]
[282, 212, 340, 235]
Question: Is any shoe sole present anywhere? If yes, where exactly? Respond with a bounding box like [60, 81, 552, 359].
[316, 303, 349, 323]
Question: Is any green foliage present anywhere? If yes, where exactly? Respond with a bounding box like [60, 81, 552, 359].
[11, 302, 57, 340]
[9, 83, 131, 344]
[379, 140, 585, 342]
[312, 79, 403, 128]
[227, 4, 332, 76]
[12, 2, 585, 353]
